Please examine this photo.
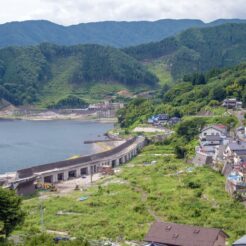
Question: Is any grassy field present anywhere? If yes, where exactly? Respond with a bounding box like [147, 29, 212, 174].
[17, 144, 246, 244]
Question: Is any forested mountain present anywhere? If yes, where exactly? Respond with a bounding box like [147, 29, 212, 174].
[125, 23, 246, 79]
[0, 44, 157, 107]
[0, 19, 245, 48]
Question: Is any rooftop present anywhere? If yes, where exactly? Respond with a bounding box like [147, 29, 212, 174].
[228, 141, 246, 151]
[202, 124, 227, 134]
[144, 221, 228, 246]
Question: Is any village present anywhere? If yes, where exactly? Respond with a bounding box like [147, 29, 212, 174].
[145, 98, 246, 201]
[1, 98, 246, 246]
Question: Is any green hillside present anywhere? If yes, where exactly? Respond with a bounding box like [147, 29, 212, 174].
[125, 23, 246, 79]
[0, 44, 158, 107]
[118, 63, 246, 128]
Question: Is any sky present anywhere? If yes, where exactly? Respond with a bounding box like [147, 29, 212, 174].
[0, 0, 245, 25]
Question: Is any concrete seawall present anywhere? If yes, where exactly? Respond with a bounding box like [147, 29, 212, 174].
[13, 136, 146, 195]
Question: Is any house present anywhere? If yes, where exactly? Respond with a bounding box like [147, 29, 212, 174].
[200, 125, 227, 141]
[224, 141, 246, 161]
[222, 98, 242, 109]
[157, 114, 169, 124]
[148, 114, 169, 125]
[233, 235, 246, 245]
[144, 221, 229, 246]
[201, 135, 224, 146]
[225, 171, 246, 199]
[169, 117, 181, 126]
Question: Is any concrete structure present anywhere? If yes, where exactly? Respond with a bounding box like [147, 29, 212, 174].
[192, 151, 213, 167]
[12, 136, 146, 195]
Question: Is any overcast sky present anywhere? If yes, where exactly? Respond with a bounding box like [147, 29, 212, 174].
[1, 0, 245, 25]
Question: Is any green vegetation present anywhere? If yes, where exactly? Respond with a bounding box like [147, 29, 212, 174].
[146, 59, 173, 86]
[0, 43, 158, 107]
[118, 64, 245, 129]
[120, 150, 246, 244]
[17, 181, 152, 242]
[125, 23, 246, 79]
[47, 95, 88, 109]
[13, 144, 246, 245]
[0, 188, 25, 238]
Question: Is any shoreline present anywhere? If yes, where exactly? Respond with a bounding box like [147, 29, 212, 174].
[0, 106, 118, 123]
[0, 115, 118, 123]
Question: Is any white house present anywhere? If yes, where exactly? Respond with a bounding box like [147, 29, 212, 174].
[200, 124, 228, 140]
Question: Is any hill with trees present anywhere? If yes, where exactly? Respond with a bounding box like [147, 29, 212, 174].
[0, 43, 158, 107]
[125, 23, 246, 79]
[118, 63, 246, 128]
[0, 19, 245, 48]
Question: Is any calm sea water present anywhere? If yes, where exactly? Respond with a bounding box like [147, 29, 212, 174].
[0, 120, 113, 174]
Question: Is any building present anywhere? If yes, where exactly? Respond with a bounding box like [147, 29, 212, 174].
[144, 221, 229, 246]
[223, 141, 246, 165]
[193, 125, 228, 167]
[148, 114, 180, 126]
[233, 235, 246, 245]
[200, 125, 228, 141]
[201, 135, 224, 146]
[226, 171, 246, 199]
[222, 98, 242, 109]
[169, 117, 181, 126]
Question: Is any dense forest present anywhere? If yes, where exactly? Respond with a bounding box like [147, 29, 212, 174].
[0, 43, 158, 107]
[125, 23, 246, 79]
[0, 19, 245, 48]
[118, 63, 246, 128]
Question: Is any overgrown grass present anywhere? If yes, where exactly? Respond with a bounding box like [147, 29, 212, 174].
[17, 145, 246, 244]
[146, 60, 173, 86]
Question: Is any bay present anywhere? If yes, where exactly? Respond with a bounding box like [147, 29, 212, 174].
[0, 120, 113, 173]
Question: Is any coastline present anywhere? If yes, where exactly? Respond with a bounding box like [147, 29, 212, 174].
[0, 115, 118, 123]
[0, 118, 122, 176]
[0, 106, 118, 123]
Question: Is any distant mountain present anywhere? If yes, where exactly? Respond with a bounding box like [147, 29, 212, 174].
[0, 19, 245, 48]
[0, 44, 157, 107]
[125, 23, 246, 79]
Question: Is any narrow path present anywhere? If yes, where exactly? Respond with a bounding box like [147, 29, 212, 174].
[134, 186, 161, 221]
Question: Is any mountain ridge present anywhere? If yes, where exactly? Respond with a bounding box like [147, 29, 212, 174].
[0, 19, 246, 48]
[125, 23, 246, 79]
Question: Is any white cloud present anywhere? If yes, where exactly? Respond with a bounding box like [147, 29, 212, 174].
[0, 0, 245, 25]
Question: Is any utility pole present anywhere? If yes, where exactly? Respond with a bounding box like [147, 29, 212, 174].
[40, 200, 44, 232]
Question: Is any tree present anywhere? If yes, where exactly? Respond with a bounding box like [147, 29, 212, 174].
[174, 145, 187, 159]
[0, 188, 25, 237]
